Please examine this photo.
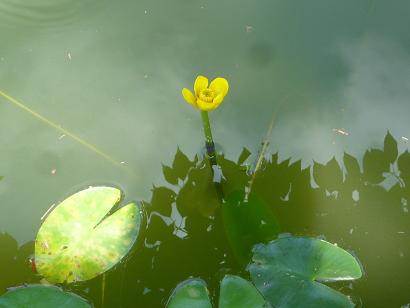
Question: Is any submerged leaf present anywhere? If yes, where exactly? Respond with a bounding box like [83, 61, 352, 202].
[362, 149, 389, 184]
[0, 284, 90, 308]
[237, 147, 252, 165]
[248, 236, 362, 308]
[384, 131, 398, 163]
[313, 158, 343, 191]
[167, 278, 212, 308]
[35, 186, 143, 283]
[343, 152, 361, 179]
[163, 148, 198, 185]
[223, 191, 279, 265]
[398, 150, 410, 182]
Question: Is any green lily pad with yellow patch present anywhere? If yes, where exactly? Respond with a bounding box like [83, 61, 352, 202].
[35, 186, 143, 284]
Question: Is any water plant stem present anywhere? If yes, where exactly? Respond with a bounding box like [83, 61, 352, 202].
[0, 89, 135, 176]
[200, 111, 217, 166]
[101, 273, 106, 308]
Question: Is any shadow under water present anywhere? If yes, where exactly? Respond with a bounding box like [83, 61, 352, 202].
[1, 132, 409, 307]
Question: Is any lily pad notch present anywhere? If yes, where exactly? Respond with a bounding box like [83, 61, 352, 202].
[248, 236, 363, 308]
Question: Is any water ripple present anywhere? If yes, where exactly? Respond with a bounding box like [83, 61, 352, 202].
[0, 0, 100, 27]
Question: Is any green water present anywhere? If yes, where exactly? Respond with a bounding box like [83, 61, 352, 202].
[1, 0, 410, 307]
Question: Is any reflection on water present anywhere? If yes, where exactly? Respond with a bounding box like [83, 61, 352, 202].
[0, 0, 102, 27]
[1, 0, 410, 306]
[2, 134, 409, 307]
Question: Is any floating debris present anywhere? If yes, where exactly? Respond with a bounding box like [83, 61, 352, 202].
[67, 52, 71, 60]
[399, 251, 404, 257]
[332, 128, 349, 136]
[51, 169, 57, 175]
[246, 25, 254, 33]
[401, 136, 409, 143]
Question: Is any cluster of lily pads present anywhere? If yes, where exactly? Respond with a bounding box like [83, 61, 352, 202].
[0, 72, 370, 306]
[0, 182, 362, 307]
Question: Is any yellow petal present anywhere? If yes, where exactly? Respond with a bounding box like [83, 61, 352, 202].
[194, 75, 209, 96]
[182, 88, 197, 107]
[197, 99, 218, 111]
[209, 77, 229, 97]
[212, 93, 225, 108]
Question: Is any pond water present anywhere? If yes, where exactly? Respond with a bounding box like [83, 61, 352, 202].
[0, 0, 410, 307]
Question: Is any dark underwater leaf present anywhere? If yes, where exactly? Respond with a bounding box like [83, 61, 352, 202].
[163, 149, 198, 185]
[398, 150, 410, 182]
[223, 191, 279, 265]
[343, 152, 361, 179]
[149, 186, 176, 217]
[237, 147, 252, 165]
[384, 131, 398, 163]
[313, 158, 343, 191]
[362, 149, 390, 184]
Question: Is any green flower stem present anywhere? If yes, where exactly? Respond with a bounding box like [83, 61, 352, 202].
[200, 110, 217, 166]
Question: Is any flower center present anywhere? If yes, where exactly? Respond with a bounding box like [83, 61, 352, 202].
[199, 88, 215, 103]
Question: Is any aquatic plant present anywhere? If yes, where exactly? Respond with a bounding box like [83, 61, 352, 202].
[34, 186, 143, 283]
[0, 233, 37, 294]
[165, 236, 361, 308]
[249, 236, 362, 307]
[167, 275, 267, 308]
[223, 190, 279, 265]
[0, 284, 91, 308]
[182, 75, 229, 165]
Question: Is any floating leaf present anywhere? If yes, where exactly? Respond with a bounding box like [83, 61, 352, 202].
[167, 278, 212, 308]
[0, 285, 90, 308]
[35, 186, 143, 283]
[248, 236, 362, 308]
[167, 275, 267, 308]
[384, 131, 398, 163]
[223, 191, 279, 265]
[219, 275, 267, 308]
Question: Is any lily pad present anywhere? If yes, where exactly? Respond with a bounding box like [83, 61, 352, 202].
[0, 284, 90, 308]
[167, 275, 268, 308]
[167, 278, 212, 308]
[35, 186, 143, 283]
[248, 236, 362, 308]
[219, 275, 267, 308]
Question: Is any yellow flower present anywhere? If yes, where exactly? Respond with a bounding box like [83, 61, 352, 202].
[182, 75, 229, 111]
